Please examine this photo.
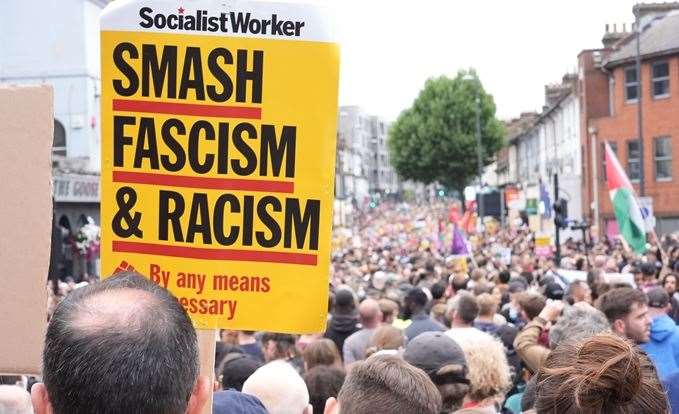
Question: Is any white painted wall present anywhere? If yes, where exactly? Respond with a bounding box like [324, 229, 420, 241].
[0, 0, 104, 171]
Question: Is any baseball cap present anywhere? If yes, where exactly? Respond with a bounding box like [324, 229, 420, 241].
[544, 282, 565, 300]
[219, 353, 263, 392]
[647, 287, 670, 308]
[213, 390, 268, 414]
[403, 332, 469, 385]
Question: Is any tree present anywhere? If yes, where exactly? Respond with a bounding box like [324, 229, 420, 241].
[388, 70, 505, 199]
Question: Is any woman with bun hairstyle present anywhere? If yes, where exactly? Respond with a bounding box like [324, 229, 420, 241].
[534, 333, 669, 413]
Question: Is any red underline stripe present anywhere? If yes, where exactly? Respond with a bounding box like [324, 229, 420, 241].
[113, 171, 294, 193]
[112, 241, 318, 266]
[112, 99, 262, 119]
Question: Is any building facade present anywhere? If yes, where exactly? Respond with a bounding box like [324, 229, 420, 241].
[495, 75, 583, 237]
[336, 106, 399, 203]
[580, 5, 679, 235]
[0, 0, 107, 279]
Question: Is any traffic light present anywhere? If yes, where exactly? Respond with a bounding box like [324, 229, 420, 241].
[553, 198, 568, 229]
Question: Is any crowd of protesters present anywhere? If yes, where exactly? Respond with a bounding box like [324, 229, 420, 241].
[5, 200, 679, 413]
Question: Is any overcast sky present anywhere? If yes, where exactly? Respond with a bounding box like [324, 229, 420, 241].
[308, 0, 638, 122]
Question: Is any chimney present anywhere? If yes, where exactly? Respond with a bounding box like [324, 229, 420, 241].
[601, 22, 631, 49]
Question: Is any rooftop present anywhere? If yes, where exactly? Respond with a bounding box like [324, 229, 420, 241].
[605, 10, 679, 67]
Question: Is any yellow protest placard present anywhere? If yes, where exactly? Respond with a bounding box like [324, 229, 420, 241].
[100, 0, 339, 333]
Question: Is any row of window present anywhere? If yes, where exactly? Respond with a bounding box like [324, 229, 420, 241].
[624, 61, 671, 101]
[602, 137, 672, 182]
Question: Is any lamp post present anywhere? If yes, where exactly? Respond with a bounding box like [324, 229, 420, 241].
[463, 74, 484, 228]
[634, 6, 645, 196]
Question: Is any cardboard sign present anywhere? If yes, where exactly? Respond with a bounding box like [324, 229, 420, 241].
[100, 0, 339, 332]
[0, 85, 52, 375]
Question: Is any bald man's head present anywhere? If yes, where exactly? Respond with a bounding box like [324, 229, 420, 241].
[38, 272, 201, 414]
[358, 299, 382, 329]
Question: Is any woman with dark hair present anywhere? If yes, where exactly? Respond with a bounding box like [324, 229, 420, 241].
[662, 273, 679, 324]
[534, 333, 669, 413]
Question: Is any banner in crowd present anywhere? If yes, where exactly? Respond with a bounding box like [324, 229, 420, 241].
[100, 0, 339, 332]
[535, 233, 552, 257]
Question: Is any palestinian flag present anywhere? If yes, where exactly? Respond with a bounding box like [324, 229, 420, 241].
[604, 142, 647, 254]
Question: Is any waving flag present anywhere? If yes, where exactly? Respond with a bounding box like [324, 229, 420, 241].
[451, 225, 469, 255]
[605, 142, 647, 254]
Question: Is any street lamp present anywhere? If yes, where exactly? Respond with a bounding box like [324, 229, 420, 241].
[463, 74, 484, 229]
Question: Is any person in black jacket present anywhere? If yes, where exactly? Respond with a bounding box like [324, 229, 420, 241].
[324, 289, 360, 358]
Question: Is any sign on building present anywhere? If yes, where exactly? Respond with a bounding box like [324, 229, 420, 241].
[637, 196, 656, 232]
[53, 173, 101, 203]
[100, 0, 339, 333]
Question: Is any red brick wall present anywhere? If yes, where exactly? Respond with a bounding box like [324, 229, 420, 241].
[578, 50, 613, 222]
[590, 55, 679, 227]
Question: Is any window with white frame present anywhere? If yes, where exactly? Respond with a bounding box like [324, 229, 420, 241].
[625, 66, 638, 102]
[627, 140, 640, 182]
[655, 136, 672, 181]
[651, 62, 670, 99]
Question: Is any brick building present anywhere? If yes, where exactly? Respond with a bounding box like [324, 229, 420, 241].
[579, 5, 679, 235]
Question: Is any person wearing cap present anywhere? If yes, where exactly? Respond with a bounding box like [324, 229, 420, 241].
[641, 287, 679, 379]
[403, 287, 445, 341]
[403, 332, 470, 413]
[213, 389, 268, 414]
[218, 352, 263, 392]
[324, 289, 360, 358]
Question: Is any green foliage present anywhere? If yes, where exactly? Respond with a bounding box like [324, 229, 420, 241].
[388, 70, 505, 192]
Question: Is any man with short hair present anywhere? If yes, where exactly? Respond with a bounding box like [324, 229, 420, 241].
[403, 288, 445, 341]
[343, 298, 382, 364]
[323, 355, 442, 414]
[474, 293, 503, 334]
[517, 292, 547, 323]
[378, 298, 399, 324]
[641, 287, 679, 379]
[242, 360, 312, 414]
[596, 287, 651, 344]
[567, 280, 592, 305]
[31, 272, 210, 414]
[445, 292, 481, 338]
[639, 262, 658, 292]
